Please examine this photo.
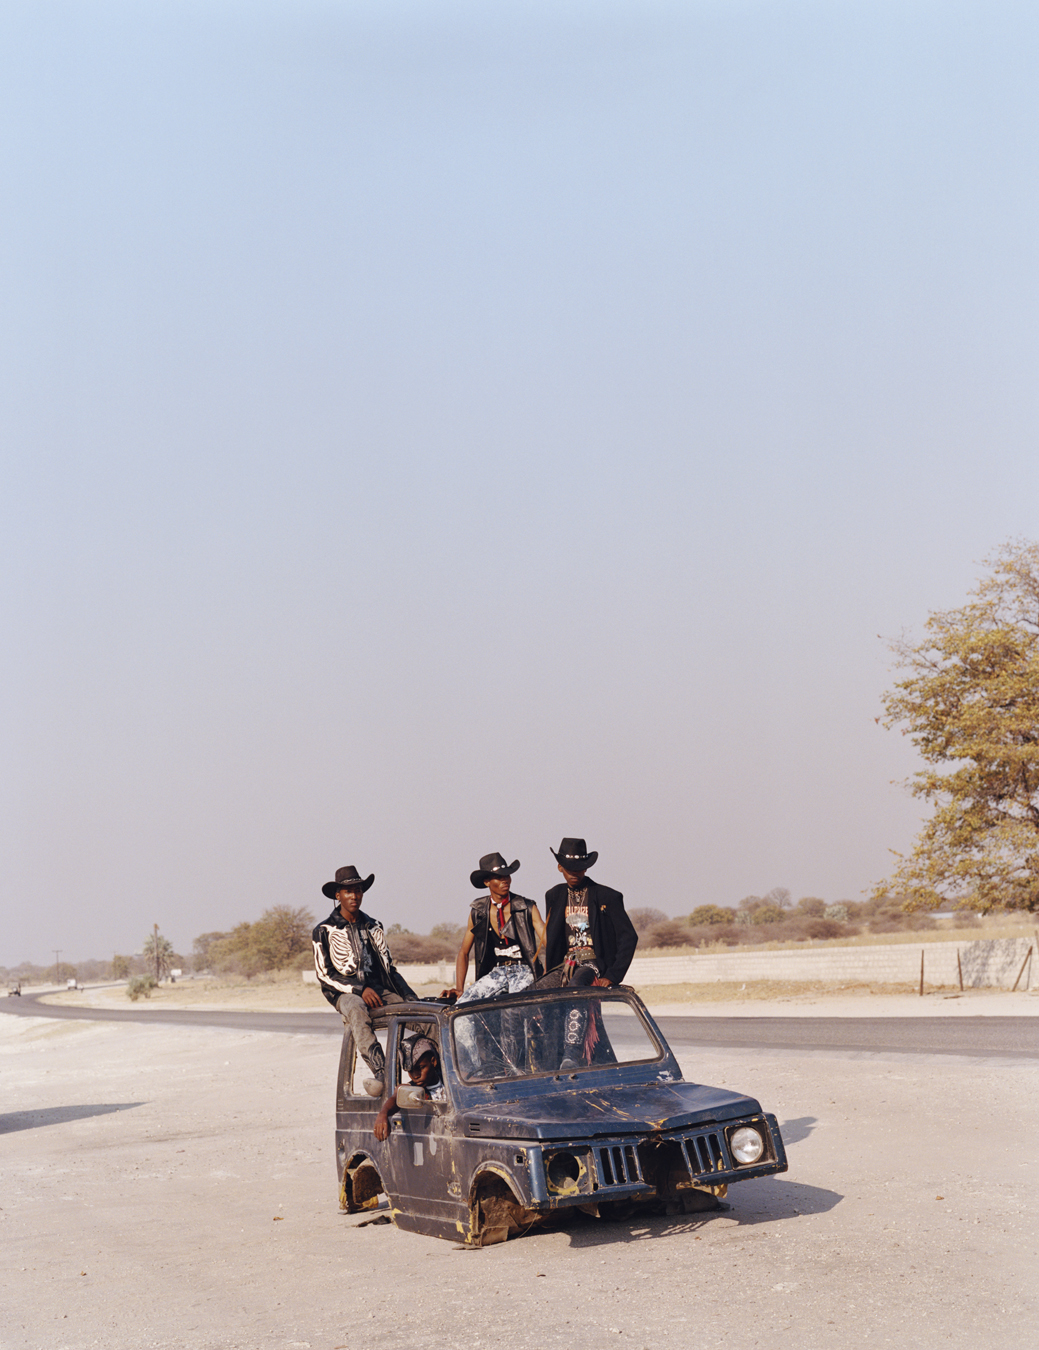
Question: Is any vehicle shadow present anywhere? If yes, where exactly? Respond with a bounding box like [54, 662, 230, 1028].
[778, 1115, 819, 1145]
[0, 1102, 145, 1134]
[726, 1176, 843, 1223]
[557, 1180, 843, 1247]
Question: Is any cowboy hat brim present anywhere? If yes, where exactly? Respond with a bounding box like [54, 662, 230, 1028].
[470, 859, 521, 889]
[550, 848, 598, 871]
[322, 873, 375, 900]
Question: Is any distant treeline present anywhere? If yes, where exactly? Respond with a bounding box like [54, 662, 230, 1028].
[631, 889, 978, 951]
[1, 890, 980, 987]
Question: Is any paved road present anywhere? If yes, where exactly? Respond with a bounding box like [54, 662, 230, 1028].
[4, 992, 1037, 1058]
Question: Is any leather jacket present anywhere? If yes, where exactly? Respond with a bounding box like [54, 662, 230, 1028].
[469, 893, 543, 981]
[312, 907, 417, 1008]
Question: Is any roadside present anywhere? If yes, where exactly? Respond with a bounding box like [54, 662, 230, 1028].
[31, 974, 1039, 1019]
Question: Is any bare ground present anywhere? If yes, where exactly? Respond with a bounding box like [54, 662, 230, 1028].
[1, 1004, 1036, 1350]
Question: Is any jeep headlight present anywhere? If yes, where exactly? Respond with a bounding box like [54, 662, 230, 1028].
[729, 1126, 765, 1165]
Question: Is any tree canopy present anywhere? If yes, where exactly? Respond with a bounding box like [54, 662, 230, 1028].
[199, 906, 314, 977]
[876, 540, 1039, 913]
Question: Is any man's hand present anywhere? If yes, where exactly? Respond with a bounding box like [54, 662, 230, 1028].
[361, 987, 383, 1009]
[592, 976, 613, 988]
[374, 1098, 397, 1141]
[439, 987, 459, 1002]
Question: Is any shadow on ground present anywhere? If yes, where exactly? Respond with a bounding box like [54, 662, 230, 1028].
[779, 1115, 819, 1145]
[0, 1102, 146, 1134]
[466, 1180, 845, 1250]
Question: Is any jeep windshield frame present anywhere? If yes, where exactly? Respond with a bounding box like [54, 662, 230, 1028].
[449, 988, 666, 1085]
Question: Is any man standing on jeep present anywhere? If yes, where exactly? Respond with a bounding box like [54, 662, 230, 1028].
[543, 838, 638, 987]
[312, 865, 417, 1096]
[445, 852, 546, 1003]
[542, 838, 638, 1068]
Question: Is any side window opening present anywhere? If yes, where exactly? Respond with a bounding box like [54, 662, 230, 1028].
[394, 1021, 446, 1105]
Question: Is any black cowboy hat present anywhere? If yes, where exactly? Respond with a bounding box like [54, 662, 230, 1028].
[470, 852, 521, 889]
[322, 865, 375, 900]
[550, 837, 598, 871]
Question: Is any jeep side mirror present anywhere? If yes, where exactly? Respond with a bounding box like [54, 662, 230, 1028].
[396, 1085, 428, 1110]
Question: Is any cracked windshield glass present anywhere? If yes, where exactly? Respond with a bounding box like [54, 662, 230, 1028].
[453, 995, 663, 1081]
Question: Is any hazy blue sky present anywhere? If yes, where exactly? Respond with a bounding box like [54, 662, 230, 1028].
[2, 0, 1036, 967]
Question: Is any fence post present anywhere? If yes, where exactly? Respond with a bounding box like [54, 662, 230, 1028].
[919, 949, 924, 997]
[957, 948, 964, 992]
[1011, 946, 1033, 993]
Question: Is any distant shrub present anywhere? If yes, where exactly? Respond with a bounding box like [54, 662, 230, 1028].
[628, 908, 670, 934]
[645, 921, 697, 948]
[868, 916, 905, 933]
[385, 930, 457, 962]
[127, 975, 158, 1001]
[688, 905, 733, 926]
[824, 904, 849, 922]
[204, 906, 315, 978]
[804, 919, 846, 940]
[429, 922, 466, 945]
[751, 904, 786, 925]
[796, 897, 826, 918]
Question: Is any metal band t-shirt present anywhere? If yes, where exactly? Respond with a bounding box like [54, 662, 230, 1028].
[565, 888, 595, 962]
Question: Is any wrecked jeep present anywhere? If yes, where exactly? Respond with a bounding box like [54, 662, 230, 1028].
[335, 985, 787, 1245]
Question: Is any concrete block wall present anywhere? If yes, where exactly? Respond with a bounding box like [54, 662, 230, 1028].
[624, 937, 1035, 989]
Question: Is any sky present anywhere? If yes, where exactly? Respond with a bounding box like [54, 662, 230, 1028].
[2, 0, 1037, 967]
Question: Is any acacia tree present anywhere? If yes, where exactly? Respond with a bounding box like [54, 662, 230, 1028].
[876, 540, 1039, 912]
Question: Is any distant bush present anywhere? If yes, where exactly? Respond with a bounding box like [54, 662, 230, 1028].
[803, 918, 847, 940]
[429, 922, 466, 945]
[385, 929, 458, 962]
[127, 975, 158, 1001]
[751, 904, 786, 925]
[645, 921, 697, 948]
[628, 908, 670, 934]
[796, 897, 827, 918]
[824, 904, 849, 922]
[688, 905, 734, 926]
[203, 906, 315, 978]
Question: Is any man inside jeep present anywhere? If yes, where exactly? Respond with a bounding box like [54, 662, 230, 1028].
[373, 1036, 445, 1141]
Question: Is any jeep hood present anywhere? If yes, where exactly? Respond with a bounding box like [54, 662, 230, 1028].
[463, 1082, 761, 1141]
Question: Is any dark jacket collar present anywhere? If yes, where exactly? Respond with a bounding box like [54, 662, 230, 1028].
[321, 906, 375, 930]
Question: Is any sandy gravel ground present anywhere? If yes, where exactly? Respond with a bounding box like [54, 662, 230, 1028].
[2, 1008, 1036, 1350]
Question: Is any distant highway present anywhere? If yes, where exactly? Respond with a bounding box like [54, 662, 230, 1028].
[4, 991, 1037, 1059]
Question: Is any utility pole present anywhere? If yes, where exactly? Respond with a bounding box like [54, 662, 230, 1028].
[53, 950, 61, 984]
[153, 923, 160, 982]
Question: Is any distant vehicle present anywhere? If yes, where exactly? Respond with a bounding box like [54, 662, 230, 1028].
[335, 986, 787, 1245]
[66, 978, 77, 990]
[6, 982, 21, 997]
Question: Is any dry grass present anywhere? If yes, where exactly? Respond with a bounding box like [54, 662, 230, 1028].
[630, 978, 959, 1003]
[45, 970, 451, 1013]
[46, 972, 328, 1012]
